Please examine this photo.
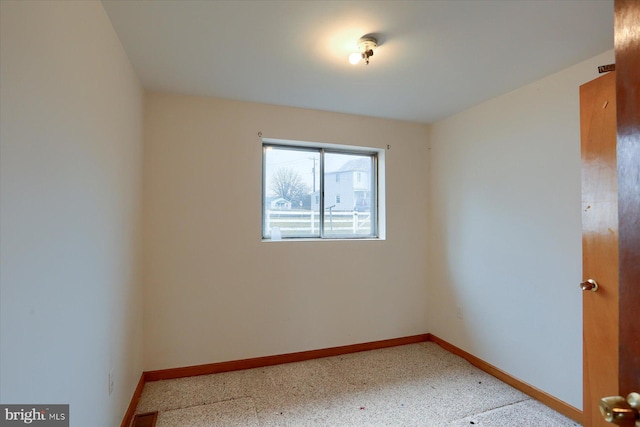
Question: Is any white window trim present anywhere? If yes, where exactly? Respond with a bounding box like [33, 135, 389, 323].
[262, 138, 386, 241]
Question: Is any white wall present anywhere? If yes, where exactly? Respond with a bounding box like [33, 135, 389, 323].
[0, 2, 144, 426]
[428, 50, 614, 409]
[0, 0, 609, 418]
[143, 93, 430, 370]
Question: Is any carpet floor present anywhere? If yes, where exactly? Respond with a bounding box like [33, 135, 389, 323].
[134, 342, 581, 426]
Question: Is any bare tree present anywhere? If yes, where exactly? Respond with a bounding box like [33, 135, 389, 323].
[270, 168, 310, 207]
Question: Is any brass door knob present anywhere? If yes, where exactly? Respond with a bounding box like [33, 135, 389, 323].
[599, 392, 640, 426]
[580, 279, 599, 292]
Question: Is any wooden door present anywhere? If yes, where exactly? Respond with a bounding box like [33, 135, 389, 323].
[614, 0, 640, 401]
[581, 2, 640, 424]
[581, 71, 619, 427]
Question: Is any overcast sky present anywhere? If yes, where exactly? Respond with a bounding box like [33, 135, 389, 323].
[264, 148, 355, 197]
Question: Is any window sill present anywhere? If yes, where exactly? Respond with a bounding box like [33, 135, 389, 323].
[261, 237, 384, 243]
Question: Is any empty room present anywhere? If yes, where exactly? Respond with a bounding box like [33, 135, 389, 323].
[1, 1, 638, 427]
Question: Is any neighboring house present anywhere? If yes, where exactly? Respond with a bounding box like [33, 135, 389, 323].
[311, 158, 371, 212]
[267, 197, 292, 210]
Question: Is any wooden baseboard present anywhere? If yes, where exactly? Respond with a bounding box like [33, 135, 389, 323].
[144, 333, 430, 382]
[426, 334, 583, 424]
[121, 373, 145, 427]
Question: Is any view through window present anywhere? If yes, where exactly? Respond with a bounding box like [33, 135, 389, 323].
[263, 143, 378, 239]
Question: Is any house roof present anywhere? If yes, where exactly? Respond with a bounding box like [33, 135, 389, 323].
[266, 196, 291, 203]
[338, 158, 370, 172]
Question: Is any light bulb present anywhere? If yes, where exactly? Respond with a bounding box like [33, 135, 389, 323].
[349, 52, 362, 65]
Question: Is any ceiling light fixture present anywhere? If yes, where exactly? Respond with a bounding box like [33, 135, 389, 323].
[349, 36, 378, 65]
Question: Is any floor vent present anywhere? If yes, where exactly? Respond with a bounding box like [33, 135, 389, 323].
[132, 412, 158, 427]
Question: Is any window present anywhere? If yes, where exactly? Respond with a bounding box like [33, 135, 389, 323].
[263, 140, 380, 240]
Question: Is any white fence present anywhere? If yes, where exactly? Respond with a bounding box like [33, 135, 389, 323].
[265, 209, 372, 236]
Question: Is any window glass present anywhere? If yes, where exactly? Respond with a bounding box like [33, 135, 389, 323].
[263, 147, 320, 238]
[263, 143, 377, 240]
[323, 152, 374, 237]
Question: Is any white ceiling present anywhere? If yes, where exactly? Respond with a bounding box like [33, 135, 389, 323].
[101, 0, 613, 124]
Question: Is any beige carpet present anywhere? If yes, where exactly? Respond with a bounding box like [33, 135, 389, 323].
[134, 342, 581, 426]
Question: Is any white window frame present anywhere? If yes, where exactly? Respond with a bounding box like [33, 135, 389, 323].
[262, 138, 385, 241]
